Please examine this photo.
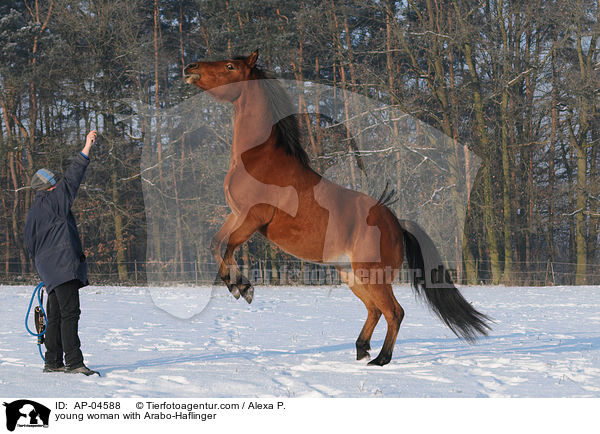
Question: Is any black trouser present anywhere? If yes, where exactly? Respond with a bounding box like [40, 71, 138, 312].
[44, 279, 84, 368]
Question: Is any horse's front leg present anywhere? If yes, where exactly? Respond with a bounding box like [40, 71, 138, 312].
[211, 209, 267, 303]
[211, 214, 242, 298]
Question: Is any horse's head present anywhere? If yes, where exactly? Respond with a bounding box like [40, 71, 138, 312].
[184, 50, 259, 101]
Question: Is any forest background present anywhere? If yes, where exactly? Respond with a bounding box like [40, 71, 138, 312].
[1, 0, 598, 286]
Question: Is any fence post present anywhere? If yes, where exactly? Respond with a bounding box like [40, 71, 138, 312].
[195, 260, 198, 286]
[134, 260, 138, 285]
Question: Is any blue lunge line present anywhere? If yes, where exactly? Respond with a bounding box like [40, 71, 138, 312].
[25, 282, 47, 361]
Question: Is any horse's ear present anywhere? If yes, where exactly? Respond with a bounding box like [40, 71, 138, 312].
[246, 50, 259, 68]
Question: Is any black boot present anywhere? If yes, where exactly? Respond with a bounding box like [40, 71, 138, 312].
[65, 364, 100, 376]
[43, 364, 65, 373]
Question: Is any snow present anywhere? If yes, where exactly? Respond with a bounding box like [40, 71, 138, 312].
[1, 284, 599, 398]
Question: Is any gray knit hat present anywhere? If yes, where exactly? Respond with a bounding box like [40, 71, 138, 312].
[31, 168, 58, 191]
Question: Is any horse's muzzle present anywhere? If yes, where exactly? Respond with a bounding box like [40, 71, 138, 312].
[183, 63, 197, 73]
[184, 73, 200, 84]
[183, 63, 201, 84]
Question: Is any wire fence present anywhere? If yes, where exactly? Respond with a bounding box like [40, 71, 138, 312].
[2, 259, 600, 287]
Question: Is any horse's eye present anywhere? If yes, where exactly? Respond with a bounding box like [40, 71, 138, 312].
[226, 64, 235, 71]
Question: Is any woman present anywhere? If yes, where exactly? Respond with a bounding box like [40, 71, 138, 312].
[24, 130, 99, 376]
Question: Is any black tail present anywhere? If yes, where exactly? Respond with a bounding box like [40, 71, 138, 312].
[401, 220, 491, 342]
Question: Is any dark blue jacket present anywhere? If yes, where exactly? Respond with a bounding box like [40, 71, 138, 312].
[24, 153, 90, 292]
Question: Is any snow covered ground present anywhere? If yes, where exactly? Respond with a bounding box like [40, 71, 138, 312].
[1, 284, 599, 398]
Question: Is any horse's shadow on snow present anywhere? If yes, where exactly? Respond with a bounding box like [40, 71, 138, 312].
[94, 332, 600, 375]
[94, 341, 369, 374]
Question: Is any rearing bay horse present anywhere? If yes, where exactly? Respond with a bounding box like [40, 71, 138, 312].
[184, 50, 490, 366]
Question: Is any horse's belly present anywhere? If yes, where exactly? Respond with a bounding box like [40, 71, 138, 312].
[264, 210, 330, 263]
[265, 180, 394, 265]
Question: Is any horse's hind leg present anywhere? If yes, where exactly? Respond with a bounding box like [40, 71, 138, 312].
[366, 282, 404, 366]
[338, 267, 382, 361]
[355, 298, 382, 361]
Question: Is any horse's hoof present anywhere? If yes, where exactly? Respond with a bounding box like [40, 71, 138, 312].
[228, 285, 241, 299]
[367, 355, 390, 366]
[240, 284, 254, 304]
[356, 340, 371, 360]
[356, 349, 370, 361]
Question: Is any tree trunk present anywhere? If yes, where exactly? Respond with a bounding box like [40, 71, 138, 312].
[497, 0, 513, 284]
[153, 0, 162, 266]
[461, 38, 502, 284]
[548, 45, 558, 265]
[575, 145, 587, 285]
[112, 144, 128, 281]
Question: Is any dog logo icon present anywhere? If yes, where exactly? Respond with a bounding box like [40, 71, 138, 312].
[3, 400, 51, 431]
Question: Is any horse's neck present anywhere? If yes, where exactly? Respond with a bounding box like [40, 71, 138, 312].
[231, 80, 275, 158]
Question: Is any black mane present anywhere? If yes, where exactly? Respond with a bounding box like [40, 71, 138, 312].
[251, 67, 310, 167]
